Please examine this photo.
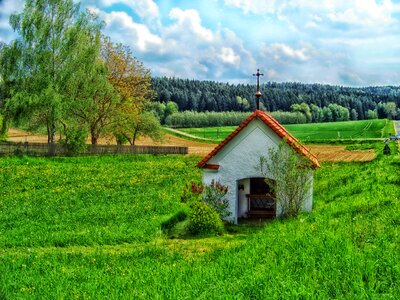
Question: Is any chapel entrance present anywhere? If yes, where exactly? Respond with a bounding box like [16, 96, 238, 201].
[238, 177, 276, 219]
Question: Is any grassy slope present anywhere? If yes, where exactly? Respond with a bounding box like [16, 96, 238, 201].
[0, 155, 200, 247]
[0, 147, 399, 299]
[178, 119, 394, 142]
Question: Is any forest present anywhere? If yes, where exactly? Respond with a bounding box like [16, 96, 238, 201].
[152, 77, 400, 121]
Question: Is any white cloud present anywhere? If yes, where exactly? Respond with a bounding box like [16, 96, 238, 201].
[91, 6, 258, 80]
[261, 43, 314, 63]
[320, 34, 400, 47]
[0, 0, 24, 15]
[219, 47, 240, 65]
[167, 8, 213, 42]
[97, 10, 162, 53]
[327, 0, 394, 26]
[224, 0, 278, 14]
[267, 68, 278, 79]
[224, 0, 397, 28]
[0, 0, 24, 42]
[100, 0, 160, 25]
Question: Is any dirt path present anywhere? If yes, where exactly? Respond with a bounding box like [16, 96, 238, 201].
[164, 127, 215, 142]
[7, 128, 376, 161]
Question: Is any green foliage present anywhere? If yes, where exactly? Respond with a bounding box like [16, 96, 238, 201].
[383, 102, 397, 119]
[131, 111, 164, 145]
[101, 37, 155, 145]
[180, 181, 203, 204]
[165, 111, 249, 128]
[367, 109, 378, 119]
[181, 181, 231, 220]
[4, 0, 103, 144]
[271, 111, 306, 124]
[259, 142, 313, 218]
[58, 126, 87, 155]
[152, 77, 400, 120]
[186, 201, 224, 235]
[1, 1, 157, 146]
[327, 103, 350, 121]
[147, 101, 178, 124]
[166, 110, 309, 128]
[236, 96, 250, 110]
[291, 102, 312, 123]
[0, 114, 7, 140]
[114, 133, 129, 145]
[66, 37, 121, 145]
[202, 179, 231, 220]
[350, 108, 358, 120]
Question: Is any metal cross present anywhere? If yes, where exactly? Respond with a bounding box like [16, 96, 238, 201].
[253, 69, 264, 110]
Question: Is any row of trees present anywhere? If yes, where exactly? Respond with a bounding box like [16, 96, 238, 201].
[163, 101, 388, 128]
[152, 77, 400, 120]
[0, 0, 160, 147]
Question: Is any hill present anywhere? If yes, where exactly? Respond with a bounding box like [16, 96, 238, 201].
[0, 145, 399, 298]
[152, 77, 400, 120]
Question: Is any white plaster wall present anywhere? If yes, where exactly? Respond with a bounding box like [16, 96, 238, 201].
[303, 173, 314, 212]
[201, 118, 314, 223]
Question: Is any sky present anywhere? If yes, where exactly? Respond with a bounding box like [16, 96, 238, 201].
[1, 0, 400, 86]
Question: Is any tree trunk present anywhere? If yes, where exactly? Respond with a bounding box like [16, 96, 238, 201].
[49, 123, 56, 144]
[91, 131, 99, 145]
[0, 117, 8, 137]
[131, 125, 140, 146]
[47, 121, 56, 156]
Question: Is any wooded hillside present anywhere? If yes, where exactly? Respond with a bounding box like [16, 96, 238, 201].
[152, 77, 400, 120]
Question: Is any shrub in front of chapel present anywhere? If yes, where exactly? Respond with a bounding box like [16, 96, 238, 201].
[186, 201, 223, 235]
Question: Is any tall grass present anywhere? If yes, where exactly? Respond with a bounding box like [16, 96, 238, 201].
[0, 155, 200, 247]
[0, 147, 399, 298]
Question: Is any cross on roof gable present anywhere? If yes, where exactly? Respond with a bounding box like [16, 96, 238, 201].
[196, 110, 320, 169]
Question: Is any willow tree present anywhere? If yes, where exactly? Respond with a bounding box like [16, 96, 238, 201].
[0, 42, 18, 139]
[4, 0, 102, 144]
[58, 23, 115, 145]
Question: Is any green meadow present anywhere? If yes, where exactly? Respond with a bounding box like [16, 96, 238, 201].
[179, 119, 394, 142]
[0, 146, 399, 298]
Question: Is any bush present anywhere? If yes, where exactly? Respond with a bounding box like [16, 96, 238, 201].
[59, 127, 87, 155]
[186, 201, 223, 235]
[259, 141, 313, 218]
[203, 179, 231, 219]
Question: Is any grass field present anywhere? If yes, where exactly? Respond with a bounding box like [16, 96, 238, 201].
[0, 143, 399, 298]
[179, 119, 394, 142]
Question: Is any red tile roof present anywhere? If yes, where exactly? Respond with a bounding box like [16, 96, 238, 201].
[196, 110, 320, 169]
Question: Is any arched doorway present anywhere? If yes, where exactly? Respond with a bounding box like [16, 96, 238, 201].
[237, 177, 276, 219]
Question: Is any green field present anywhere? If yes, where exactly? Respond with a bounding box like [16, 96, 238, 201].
[179, 119, 394, 142]
[0, 147, 399, 298]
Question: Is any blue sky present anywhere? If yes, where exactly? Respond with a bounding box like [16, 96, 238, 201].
[1, 0, 400, 86]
